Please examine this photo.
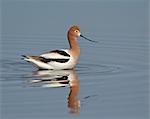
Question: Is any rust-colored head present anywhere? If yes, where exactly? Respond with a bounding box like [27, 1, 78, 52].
[68, 25, 97, 43]
[68, 25, 81, 38]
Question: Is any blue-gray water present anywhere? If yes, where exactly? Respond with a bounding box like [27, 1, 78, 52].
[1, 0, 149, 119]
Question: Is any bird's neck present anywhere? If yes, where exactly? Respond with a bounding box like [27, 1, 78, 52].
[68, 34, 80, 57]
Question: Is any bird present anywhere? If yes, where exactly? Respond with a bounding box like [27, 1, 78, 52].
[22, 25, 96, 70]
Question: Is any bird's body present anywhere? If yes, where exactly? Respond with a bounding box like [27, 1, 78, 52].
[23, 26, 81, 70]
[23, 49, 79, 70]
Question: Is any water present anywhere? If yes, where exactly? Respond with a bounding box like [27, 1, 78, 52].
[1, 0, 149, 119]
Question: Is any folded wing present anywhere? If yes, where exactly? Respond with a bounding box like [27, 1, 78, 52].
[40, 49, 70, 63]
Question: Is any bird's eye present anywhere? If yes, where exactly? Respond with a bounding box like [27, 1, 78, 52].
[74, 30, 78, 33]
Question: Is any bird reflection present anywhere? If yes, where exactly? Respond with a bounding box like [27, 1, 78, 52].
[27, 69, 80, 115]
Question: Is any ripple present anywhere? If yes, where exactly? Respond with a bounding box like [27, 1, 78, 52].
[1, 59, 33, 81]
[76, 63, 121, 76]
[1, 58, 122, 82]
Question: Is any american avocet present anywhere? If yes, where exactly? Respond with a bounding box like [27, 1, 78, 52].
[22, 25, 96, 70]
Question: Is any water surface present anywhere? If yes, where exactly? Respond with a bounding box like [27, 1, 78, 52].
[1, 1, 149, 119]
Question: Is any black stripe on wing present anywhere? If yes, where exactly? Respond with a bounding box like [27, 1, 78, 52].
[50, 50, 70, 57]
[37, 56, 69, 63]
[50, 58, 69, 63]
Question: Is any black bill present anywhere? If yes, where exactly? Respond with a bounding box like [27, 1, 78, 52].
[80, 34, 97, 43]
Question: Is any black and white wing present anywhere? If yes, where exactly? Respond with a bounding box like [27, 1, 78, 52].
[40, 49, 70, 63]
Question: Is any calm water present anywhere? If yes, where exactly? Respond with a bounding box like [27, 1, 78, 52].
[1, 0, 149, 119]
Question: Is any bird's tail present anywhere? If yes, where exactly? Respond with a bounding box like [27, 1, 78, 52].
[21, 55, 52, 69]
[21, 55, 34, 62]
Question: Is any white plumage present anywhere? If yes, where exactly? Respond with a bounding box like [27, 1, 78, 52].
[22, 49, 77, 70]
[40, 49, 69, 59]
